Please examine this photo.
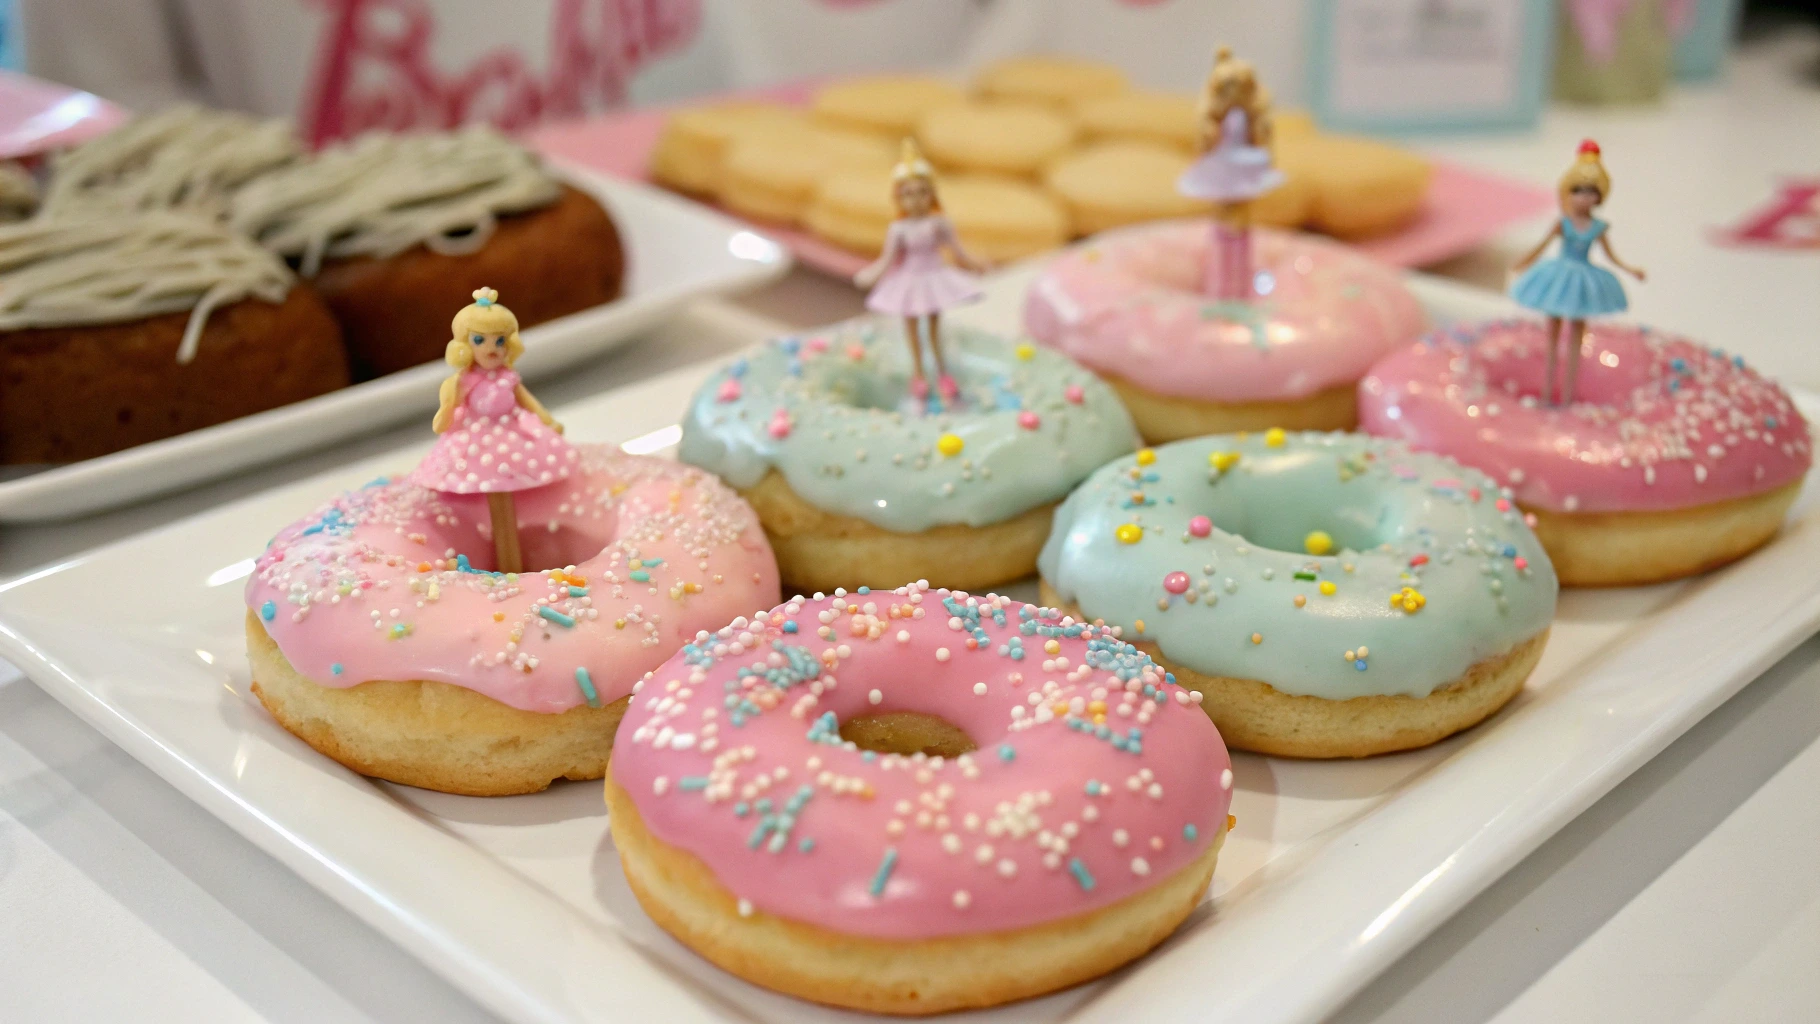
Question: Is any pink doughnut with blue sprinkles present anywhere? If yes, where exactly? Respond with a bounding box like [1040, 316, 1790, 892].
[605, 583, 1233, 1015]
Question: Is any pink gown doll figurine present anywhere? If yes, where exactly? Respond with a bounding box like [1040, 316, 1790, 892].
[1178, 46, 1286, 301]
[411, 287, 577, 573]
[853, 138, 988, 410]
[1511, 140, 1647, 406]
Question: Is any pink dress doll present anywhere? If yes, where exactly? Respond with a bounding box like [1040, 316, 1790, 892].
[411, 287, 576, 572]
[854, 139, 987, 407]
[1177, 46, 1285, 300]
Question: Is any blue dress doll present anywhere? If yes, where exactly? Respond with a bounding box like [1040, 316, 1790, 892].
[1511, 140, 1647, 405]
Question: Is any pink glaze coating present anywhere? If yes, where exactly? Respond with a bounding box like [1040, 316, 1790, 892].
[1359, 321, 1812, 514]
[611, 584, 1233, 940]
[247, 448, 780, 713]
[1023, 221, 1426, 403]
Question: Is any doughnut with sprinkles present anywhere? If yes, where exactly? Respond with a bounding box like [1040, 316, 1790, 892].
[607, 584, 1233, 1014]
[1361, 321, 1811, 586]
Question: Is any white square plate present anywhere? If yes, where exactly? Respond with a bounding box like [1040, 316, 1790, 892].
[3, 269, 1817, 1024]
[0, 166, 790, 524]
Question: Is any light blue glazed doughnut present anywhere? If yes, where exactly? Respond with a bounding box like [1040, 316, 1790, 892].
[1039, 430, 1557, 714]
[681, 317, 1140, 533]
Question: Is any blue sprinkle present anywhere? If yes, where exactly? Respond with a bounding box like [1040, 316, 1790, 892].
[574, 667, 601, 707]
[1085, 780, 1102, 795]
[260, 600, 276, 621]
[1067, 857, 1096, 891]
[862, 750, 876, 762]
[1767, 416, 1780, 430]
[361, 476, 390, 489]
[629, 570, 650, 583]
[798, 837, 815, 853]
[857, 586, 870, 594]
[1355, 659, 1368, 671]
[567, 586, 589, 597]
[538, 606, 576, 628]
[869, 847, 899, 897]
[997, 744, 1016, 762]
[1184, 823, 1199, 841]
[331, 663, 343, 676]
[678, 776, 708, 791]
[729, 358, 748, 378]
[756, 798, 773, 813]
[782, 620, 799, 633]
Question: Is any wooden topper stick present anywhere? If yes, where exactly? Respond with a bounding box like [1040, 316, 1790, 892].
[487, 491, 523, 574]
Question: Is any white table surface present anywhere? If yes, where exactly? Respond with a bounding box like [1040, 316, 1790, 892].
[4, 26, 1819, 1024]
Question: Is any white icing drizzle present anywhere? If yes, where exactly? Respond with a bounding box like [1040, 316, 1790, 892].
[229, 126, 561, 275]
[0, 213, 294, 364]
[39, 105, 300, 218]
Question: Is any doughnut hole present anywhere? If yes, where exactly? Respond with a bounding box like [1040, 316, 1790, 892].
[838, 712, 978, 759]
[438, 490, 619, 573]
[1468, 331, 1653, 407]
[1195, 449, 1393, 555]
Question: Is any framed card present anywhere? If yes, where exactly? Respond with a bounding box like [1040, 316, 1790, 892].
[1306, 0, 1556, 134]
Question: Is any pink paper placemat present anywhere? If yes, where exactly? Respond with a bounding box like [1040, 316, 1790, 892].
[530, 86, 1552, 275]
[0, 70, 126, 160]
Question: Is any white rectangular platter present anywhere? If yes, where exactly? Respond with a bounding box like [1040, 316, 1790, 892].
[0, 166, 789, 524]
[3, 269, 1819, 1024]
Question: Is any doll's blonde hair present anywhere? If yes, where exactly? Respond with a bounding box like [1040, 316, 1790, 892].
[1559, 139, 1612, 205]
[443, 286, 524, 371]
[890, 138, 941, 215]
[1195, 46, 1273, 151]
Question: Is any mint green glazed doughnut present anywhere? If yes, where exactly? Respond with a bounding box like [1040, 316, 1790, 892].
[681, 318, 1138, 531]
[1039, 430, 1557, 753]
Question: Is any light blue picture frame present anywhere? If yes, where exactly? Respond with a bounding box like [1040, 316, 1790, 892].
[1306, 0, 1557, 135]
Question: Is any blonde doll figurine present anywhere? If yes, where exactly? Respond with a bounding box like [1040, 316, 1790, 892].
[1511, 140, 1647, 406]
[854, 139, 987, 408]
[1179, 46, 1286, 300]
[411, 287, 576, 573]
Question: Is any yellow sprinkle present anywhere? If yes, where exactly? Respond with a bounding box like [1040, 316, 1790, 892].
[937, 433, 964, 457]
[493, 611, 505, 622]
[1208, 450, 1241, 472]
[1134, 619, 1146, 633]
[1250, 632, 1262, 644]
[1264, 427, 1286, 447]
[1357, 646, 1369, 658]
[614, 618, 627, 629]
[1015, 342, 1036, 361]
[1044, 639, 1060, 654]
[1391, 587, 1426, 614]
[1319, 581, 1337, 596]
[1294, 594, 1306, 608]
[1344, 649, 1356, 662]
[1088, 700, 1107, 715]
[1115, 523, 1144, 544]
[1304, 530, 1334, 555]
[1136, 448, 1156, 466]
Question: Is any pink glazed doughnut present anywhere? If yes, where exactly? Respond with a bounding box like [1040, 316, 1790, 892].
[1024, 220, 1425, 441]
[605, 584, 1233, 1015]
[1360, 321, 1811, 586]
[245, 446, 780, 795]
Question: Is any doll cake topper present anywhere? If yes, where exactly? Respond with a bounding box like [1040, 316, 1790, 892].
[853, 138, 988, 411]
[411, 287, 575, 573]
[1179, 45, 1285, 300]
[1511, 140, 1647, 406]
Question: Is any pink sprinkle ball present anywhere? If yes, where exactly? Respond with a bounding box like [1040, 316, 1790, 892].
[768, 410, 792, 439]
[1163, 571, 1191, 594]
[1187, 516, 1212, 538]
[1018, 411, 1041, 430]
[807, 336, 829, 352]
[1496, 498, 1511, 512]
[717, 379, 742, 402]
[1513, 556, 1528, 571]
[1064, 384, 1085, 404]
[846, 343, 867, 361]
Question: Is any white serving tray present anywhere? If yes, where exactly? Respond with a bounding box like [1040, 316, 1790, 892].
[0, 166, 789, 524]
[3, 269, 1818, 1024]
